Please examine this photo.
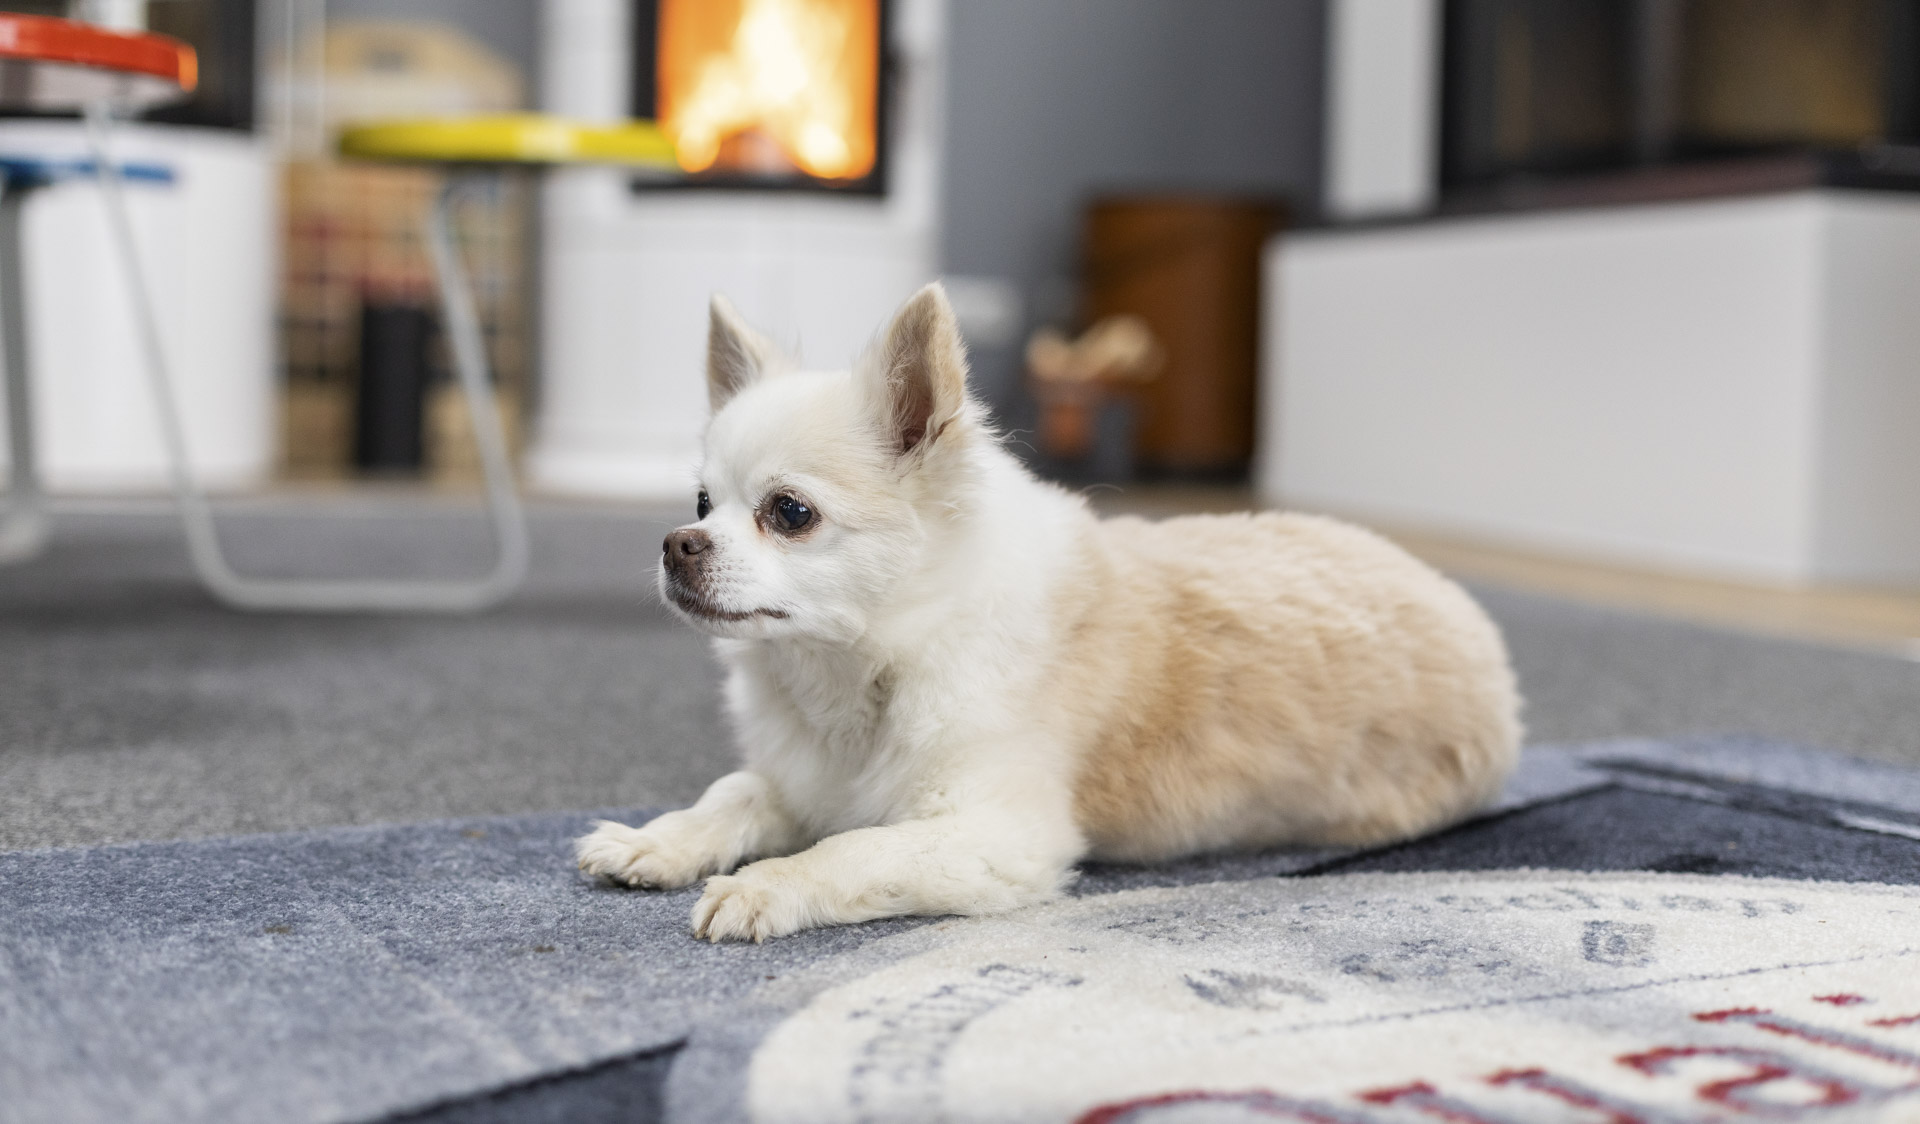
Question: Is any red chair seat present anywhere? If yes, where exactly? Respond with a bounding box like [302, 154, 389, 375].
[0, 14, 195, 110]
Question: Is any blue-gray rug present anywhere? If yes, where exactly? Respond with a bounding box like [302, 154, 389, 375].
[4, 737, 1919, 1124]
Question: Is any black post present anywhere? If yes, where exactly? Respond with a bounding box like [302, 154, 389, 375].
[352, 302, 433, 473]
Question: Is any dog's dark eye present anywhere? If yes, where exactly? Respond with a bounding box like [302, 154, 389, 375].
[696, 491, 711, 520]
[771, 494, 813, 533]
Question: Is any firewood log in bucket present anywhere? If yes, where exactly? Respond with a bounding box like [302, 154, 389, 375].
[1026, 315, 1163, 461]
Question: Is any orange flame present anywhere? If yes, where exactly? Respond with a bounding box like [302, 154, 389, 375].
[657, 0, 879, 181]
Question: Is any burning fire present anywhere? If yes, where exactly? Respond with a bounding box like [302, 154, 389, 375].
[657, 0, 879, 181]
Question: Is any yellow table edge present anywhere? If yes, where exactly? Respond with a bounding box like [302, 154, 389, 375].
[338, 114, 678, 168]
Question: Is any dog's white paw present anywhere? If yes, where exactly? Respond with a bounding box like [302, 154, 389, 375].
[574, 820, 710, 889]
[690, 861, 816, 943]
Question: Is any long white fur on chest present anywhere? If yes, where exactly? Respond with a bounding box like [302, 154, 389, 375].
[723, 629, 1065, 839]
[723, 642, 936, 837]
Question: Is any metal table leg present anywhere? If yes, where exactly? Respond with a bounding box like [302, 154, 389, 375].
[0, 172, 49, 564]
[84, 108, 529, 612]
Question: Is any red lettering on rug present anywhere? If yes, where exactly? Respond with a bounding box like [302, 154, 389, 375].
[1620, 1045, 1868, 1113]
[1359, 1081, 1514, 1123]
[1697, 1007, 1920, 1075]
[1074, 997, 1920, 1122]
[1074, 1089, 1381, 1124]
[1485, 1068, 1658, 1123]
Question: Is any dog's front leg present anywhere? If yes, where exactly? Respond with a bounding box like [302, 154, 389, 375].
[689, 810, 1081, 942]
[575, 771, 806, 889]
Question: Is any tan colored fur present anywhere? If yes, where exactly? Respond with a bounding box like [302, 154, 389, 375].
[1054, 512, 1521, 861]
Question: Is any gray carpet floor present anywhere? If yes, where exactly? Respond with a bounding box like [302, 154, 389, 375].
[3, 502, 1918, 854]
[5, 502, 1920, 1124]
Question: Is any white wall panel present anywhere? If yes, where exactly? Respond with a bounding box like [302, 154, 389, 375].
[1811, 196, 1920, 586]
[1261, 193, 1920, 585]
[0, 121, 275, 493]
[1324, 0, 1440, 219]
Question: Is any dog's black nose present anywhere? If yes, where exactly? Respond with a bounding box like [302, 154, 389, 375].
[663, 529, 711, 559]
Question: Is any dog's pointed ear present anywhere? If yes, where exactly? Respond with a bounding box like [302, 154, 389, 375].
[864, 283, 969, 457]
[707, 294, 781, 412]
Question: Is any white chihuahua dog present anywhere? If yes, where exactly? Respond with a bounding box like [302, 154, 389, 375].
[577, 284, 1522, 942]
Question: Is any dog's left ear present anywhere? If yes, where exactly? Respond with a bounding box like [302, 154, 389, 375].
[864, 283, 968, 457]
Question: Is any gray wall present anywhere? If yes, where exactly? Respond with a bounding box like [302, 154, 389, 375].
[940, 0, 1327, 411]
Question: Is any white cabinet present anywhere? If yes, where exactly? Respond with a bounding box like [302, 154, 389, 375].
[1262, 191, 1920, 588]
[0, 119, 275, 492]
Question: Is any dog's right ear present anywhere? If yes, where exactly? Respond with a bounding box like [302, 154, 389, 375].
[707, 294, 781, 412]
[862, 283, 969, 459]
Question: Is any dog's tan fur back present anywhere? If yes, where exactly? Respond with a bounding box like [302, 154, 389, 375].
[1055, 511, 1521, 862]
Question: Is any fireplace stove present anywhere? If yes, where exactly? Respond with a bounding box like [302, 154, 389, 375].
[629, 0, 890, 195]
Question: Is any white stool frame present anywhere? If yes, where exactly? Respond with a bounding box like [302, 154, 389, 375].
[0, 166, 48, 565]
[6, 106, 534, 612]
